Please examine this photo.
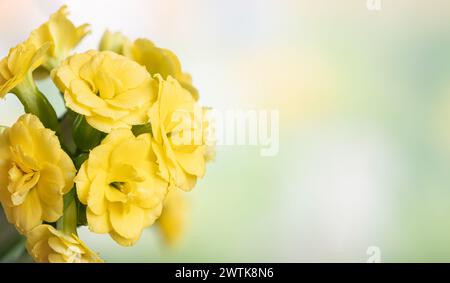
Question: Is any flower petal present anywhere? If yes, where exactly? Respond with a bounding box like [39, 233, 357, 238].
[109, 203, 144, 240]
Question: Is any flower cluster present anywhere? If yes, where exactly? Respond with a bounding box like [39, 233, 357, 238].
[0, 5, 213, 263]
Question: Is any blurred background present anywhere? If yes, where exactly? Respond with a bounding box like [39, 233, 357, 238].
[2, 0, 450, 262]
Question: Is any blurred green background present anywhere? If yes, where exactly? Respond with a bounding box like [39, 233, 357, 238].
[2, 0, 450, 262]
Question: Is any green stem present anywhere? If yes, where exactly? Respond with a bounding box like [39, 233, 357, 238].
[0, 233, 23, 260]
[59, 110, 78, 156]
[57, 188, 78, 236]
[0, 237, 26, 263]
[72, 114, 103, 151]
[12, 72, 60, 134]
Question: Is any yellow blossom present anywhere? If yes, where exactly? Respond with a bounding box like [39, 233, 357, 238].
[26, 224, 103, 263]
[75, 129, 168, 246]
[157, 188, 188, 246]
[149, 75, 207, 191]
[99, 30, 130, 55]
[99, 31, 198, 99]
[0, 114, 75, 234]
[51, 50, 155, 133]
[0, 40, 49, 98]
[29, 5, 90, 71]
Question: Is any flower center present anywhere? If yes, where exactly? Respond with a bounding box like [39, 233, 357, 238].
[66, 245, 84, 263]
[8, 163, 40, 206]
[110, 181, 125, 191]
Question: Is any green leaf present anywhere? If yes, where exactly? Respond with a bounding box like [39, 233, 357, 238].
[72, 114, 103, 151]
[13, 73, 60, 134]
[73, 153, 89, 170]
[0, 210, 25, 262]
[132, 123, 152, 136]
[77, 201, 87, 227]
[57, 188, 78, 235]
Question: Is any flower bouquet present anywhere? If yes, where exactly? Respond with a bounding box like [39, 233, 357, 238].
[0, 5, 214, 263]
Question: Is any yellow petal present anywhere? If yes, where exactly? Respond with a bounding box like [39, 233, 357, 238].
[37, 163, 65, 205]
[87, 174, 107, 215]
[57, 151, 76, 194]
[100, 128, 134, 146]
[48, 237, 69, 255]
[99, 30, 129, 54]
[13, 189, 42, 233]
[86, 145, 111, 179]
[64, 90, 93, 116]
[48, 253, 66, 263]
[86, 115, 131, 133]
[105, 186, 127, 203]
[75, 162, 90, 204]
[40, 198, 63, 222]
[110, 138, 148, 168]
[174, 145, 206, 177]
[29, 5, 90, 70]
[87, 208, 111, 234]
[70, 79, 106, 109]
[26, 224, 52, 252]
[143, 203, 163, 227]
[109, 203, 144, 240]
[110, 230, 141, 247]
[107, 163, 142, 184]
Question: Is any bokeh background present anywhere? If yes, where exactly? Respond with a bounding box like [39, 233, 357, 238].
[2, 0, 450, 262]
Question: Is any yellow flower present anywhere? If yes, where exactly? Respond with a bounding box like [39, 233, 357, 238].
[75, 129, 168, 246]
[0, 40, 49, 98]
[99, 31, 198, 100]
[26, 224, 103, 263]
[51, 50, 155, 133]
[157, 188, 188, 246]
[0, 114, 75, 234]
[99, 30, 130, 55]
[29, 5, 90, 71]
[149, 75, 207, 191]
